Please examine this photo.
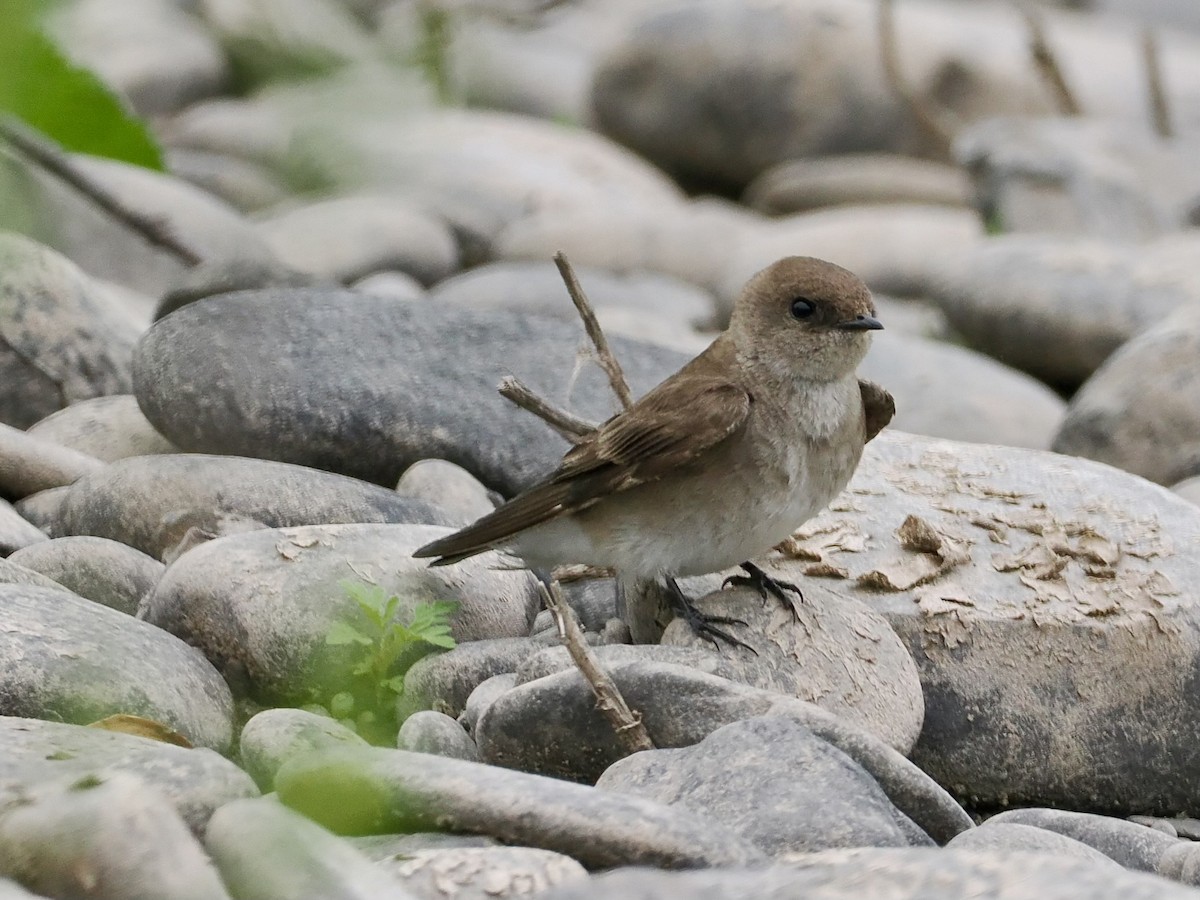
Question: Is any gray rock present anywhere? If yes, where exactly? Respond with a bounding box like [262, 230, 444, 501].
[473, 661, 971, 845]
[0, 584, 235, 751]
[373, 846, 587, 900]
[48, 0, 228, 116]
[598, 716, 932, 855]
[352, 270, 426, 302]
[7, 488, 64, 536]
[1174, 476, 1200, 506]
[26, 396, 178, 463]
[1053, 307, 1200, 485]
[154, 255, 324, 321]
[0, 717, 258, 833]
[204, 798, 416, 900]
[460, 673, 518, 735]
[395, 460, 497, 526]
[744, 154, 970, 215]
[925, 232, 1200, 387]
[350, 834, 501, 859]
[397, 711, 479, 762]
[768, 429, 1200, 815]
[956, 116, 1200, 239]
[166, 148, 290, 213]
[0, 234, 140, 429]
[7, 536, 163, 616]
[132, 287, 686, 495]
[0, 558, 62, 590]
[143, 523, 538, 705]
[239, 707, 369, 792]
[275, 746, 765, 869]
[860, 333, 1065, 450]
[0, 423, 104, 500]
[0, 501, 46, 556]
[946, 822, 1123, 869]
[0, 773, 231, 900]
[34, 454, 452, 560]
[538, 849, 1200, 900]
[254, 195, 459, 285]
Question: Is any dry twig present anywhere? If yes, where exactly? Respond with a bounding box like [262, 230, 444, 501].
[498, 375, 596, 444]
[877, 0, 954, 160]
[0, 117, 204, 267]
[1141, 28, 1173, 139]
[1015, 3, 1081, 115]
[538, 576, 655, 753]
[553, 250, 634, 411]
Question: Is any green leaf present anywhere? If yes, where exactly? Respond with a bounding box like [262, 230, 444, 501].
[351, 659, 374, 677]
[382, 594, 400, 624]
[381, 675, 406, 695]
[418, 629, 456, 650]
[0, 0, 163, 170]
[325, 622, 372, 647]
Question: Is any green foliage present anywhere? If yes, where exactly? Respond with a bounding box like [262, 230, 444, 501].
[0, 0, 164, 170]
[315, 580, 457, 745]
[412, 6, 454, 104]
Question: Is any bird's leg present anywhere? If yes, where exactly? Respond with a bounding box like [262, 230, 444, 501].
[723, 561, 803, 621]
[664, 576, 756, 655]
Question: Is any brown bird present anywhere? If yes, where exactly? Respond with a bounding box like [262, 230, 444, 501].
[414, 256, 894, 648]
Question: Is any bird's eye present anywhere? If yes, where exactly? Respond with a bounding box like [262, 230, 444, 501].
[790, 298, 816, 320]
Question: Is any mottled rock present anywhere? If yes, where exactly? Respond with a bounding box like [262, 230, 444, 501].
[925, 233, 1200, 387]
[946, 822, 1123, 869]
[239, 707, 368, 792]
[474, 661, 971, 844]
[744, 154, 970, 215]
[0, 502, 46, 556]
[143, 524, 538, 704]
[35, 454, 451, 560]
[276, 746, 765, 868]
[0, 717, 257, 832]
[7, 536, 163, 616]
[395, 460, 497, 527]
[0, 423, 104, 500]
[0, 584, 234, 751]
[374, 845, 587, 900]
[0, 234, 139, 429]
[205, 798, 414, 900]
[133, 287, 685, 495]
[0, 773, 231, 900]
[399, 637, 555, 722]
[350, 834, 500, 859]
[1053, 307, 1200, 485]
[397, 711, 478, 762]
[598, 717, 932, 855]
[26, 396, 177, 463]
[254, 195, 459, 285]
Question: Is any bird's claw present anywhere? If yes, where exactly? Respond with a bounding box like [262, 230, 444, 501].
[665, 577, 757, 655]
[723, 562, 803, 621]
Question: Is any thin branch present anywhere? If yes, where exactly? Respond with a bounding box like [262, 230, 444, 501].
[1015, 3, 1081, 115]
[877, 0, 954, 160]
[553, 251, 633, 411]
[0, 117, 204, 267]
[538, 576, 655, 754]
[1141, 28, 1173, 139]
[498, 375, 596, 444]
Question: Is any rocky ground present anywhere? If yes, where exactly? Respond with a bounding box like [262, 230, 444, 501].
[3, 0, 1200, 897]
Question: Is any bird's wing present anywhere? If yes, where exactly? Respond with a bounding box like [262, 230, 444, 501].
[859, 378, 895, 443]
[413, 375, 752, 565]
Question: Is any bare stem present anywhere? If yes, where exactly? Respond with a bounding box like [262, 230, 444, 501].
[498, 376, 596, 444]
[1016, 4, 1081, 115]
[877, 0, 954, 160]
[539, 576, 655, 753]
[1141, 28, 1173, 139]
[0, 117, 204, 267]
[553, 251, 634, 411]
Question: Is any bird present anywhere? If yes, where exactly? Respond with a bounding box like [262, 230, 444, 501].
[414, 256, 894, 649]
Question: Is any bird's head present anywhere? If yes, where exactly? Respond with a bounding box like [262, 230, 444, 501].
[729, 256, 882, 382]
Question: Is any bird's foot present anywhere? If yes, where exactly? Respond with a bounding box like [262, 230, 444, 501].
[722, 561, 803, 621]
[665, 577, 756, 655]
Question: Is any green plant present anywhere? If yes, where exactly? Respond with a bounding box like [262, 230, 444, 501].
[319, 580, 457, 744]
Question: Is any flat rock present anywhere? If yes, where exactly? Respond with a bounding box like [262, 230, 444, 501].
[142, 523, 539, 705]
[26, 396, 177, 462]
[132, 287, 686, 495]
[373, 845, 587, 900]
[473, 661, 971, 845]
[7, 536, 163, 616]
[33, 453, 452, 560]
[0, 717, 257, 832]
[275, 746, 766, 869]
[767, 429, 1200, 815]
[538, 849, 1200, 899]
[0, 234, 139, 429]
[0, 584, 235, 751]
[1053, 307, 1200, 485]
[0, 772, 231, 900]
[925, 233, 1200, 387]
[598, 716, 933, 855]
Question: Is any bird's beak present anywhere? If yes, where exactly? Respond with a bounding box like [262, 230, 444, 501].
[836, 314, 884, 331]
